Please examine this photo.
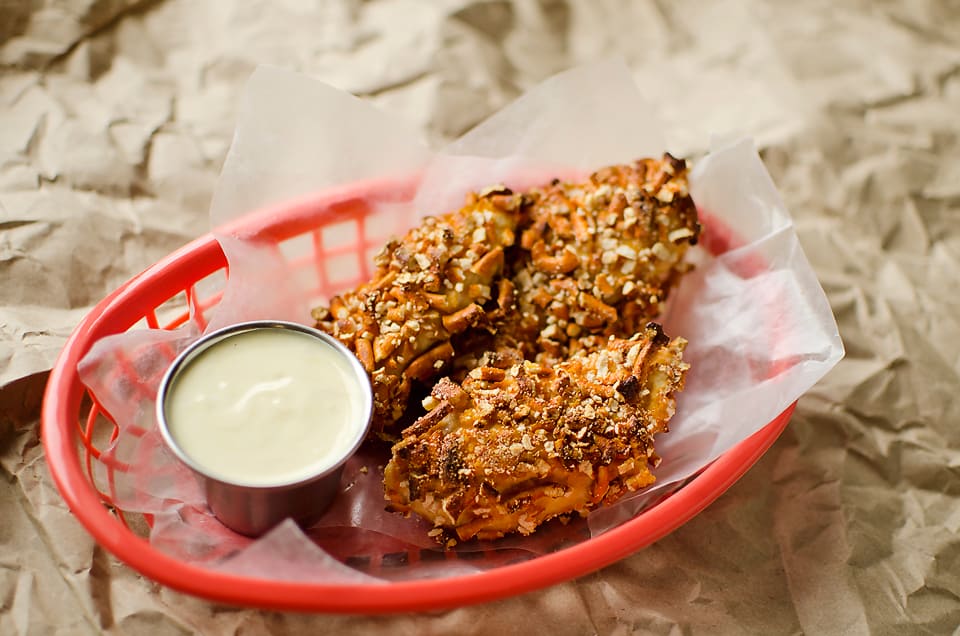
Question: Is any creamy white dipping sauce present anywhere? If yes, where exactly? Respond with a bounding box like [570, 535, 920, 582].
[165, 328, 366, 486]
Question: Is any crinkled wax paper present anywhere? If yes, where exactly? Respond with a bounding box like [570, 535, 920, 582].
[77, 60, 843, 584]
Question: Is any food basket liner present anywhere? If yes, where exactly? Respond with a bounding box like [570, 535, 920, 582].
[77, 60, 843, 583]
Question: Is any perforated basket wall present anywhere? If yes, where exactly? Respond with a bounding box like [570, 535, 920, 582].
[42, 177, 795, 612]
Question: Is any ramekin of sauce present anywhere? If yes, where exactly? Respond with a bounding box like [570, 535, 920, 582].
[156, 321, 373, 537]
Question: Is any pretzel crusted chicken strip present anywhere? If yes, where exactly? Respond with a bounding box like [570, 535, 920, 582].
[383, 324, 689, 542]
[312, 188, 523, 431]
[496, 154, 700, 363]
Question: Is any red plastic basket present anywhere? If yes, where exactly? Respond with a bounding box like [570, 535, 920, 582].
[41, 175, 795, 613]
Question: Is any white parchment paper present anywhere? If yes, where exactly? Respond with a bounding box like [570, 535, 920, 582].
[77, 60, 843, 583]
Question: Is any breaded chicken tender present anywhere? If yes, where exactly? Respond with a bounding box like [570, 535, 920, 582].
[312, 187, 523, 431]
[495, 153, 700, 363]
[313, 155, 699, 542]
[383, 324, 689, 542]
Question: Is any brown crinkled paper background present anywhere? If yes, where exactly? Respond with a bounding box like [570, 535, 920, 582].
[2, 0, 959, 633]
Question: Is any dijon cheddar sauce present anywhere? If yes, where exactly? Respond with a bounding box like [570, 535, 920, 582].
[165, 328, 365, 486]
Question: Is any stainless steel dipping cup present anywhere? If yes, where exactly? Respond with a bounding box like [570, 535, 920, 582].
[156, 321, 373, 537]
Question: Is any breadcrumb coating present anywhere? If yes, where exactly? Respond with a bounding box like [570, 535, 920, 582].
[311, 154, 699, 541]
[384, 325, 689, 542]
[312, 188, 523, 431]
[484, 153, 700, 365]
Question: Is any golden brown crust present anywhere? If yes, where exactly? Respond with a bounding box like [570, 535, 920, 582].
[383, 324, 689, 542]
[312, 188, 524, 432]
[491, 153, 700, 364]
[312, 153, 699, 456]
